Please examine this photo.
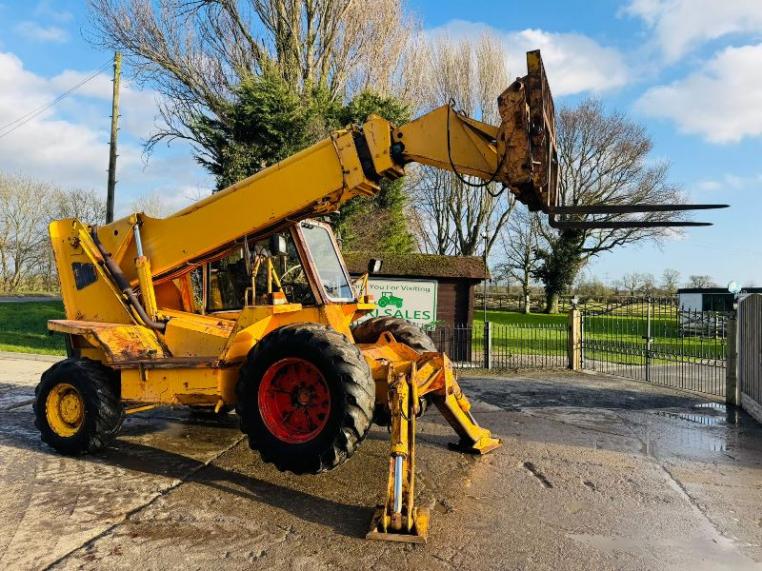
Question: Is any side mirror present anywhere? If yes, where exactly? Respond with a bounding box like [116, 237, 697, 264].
[367, 258, 383, 275]
[270, 234, 288, 257]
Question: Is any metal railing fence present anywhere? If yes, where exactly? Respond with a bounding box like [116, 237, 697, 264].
[425, 322, 568, 370]
[581, 300, 729, 397]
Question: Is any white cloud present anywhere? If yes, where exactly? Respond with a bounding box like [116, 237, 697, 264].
[426, 20, 629, 96]
[636, 44, 762, 143]
[506, 28, 630, 96]
[34, 0, 73, 23]
[15, 21, 68, 43]
[695, 173, 762, 193]
[0, 51, 211, 211]
[49, 69, 162, 137]
[624, 0, 762, 62]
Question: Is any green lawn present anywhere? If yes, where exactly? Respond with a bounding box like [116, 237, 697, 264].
[471, 309, 725, 364]
[472, 311, 567, 357]
[0, 301, 66, 355]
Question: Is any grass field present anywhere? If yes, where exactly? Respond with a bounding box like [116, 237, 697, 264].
[0, 301, 66, 355]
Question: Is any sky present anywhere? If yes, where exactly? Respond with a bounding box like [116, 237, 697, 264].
[0, 1, 760, 288]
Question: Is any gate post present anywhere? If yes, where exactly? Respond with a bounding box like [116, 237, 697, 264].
[568, 308, 582, 370]
[483, 321, 492, 369]
[726, 313, 739, 406]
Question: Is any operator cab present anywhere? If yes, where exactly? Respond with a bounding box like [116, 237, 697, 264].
[201, 219, 355, 313]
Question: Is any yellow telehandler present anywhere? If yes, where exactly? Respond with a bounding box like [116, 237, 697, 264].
[34, 51, 722, 543]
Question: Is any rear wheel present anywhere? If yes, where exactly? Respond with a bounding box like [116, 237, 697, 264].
[33, 358, 123, 455]
[351, 316, 437, 352]
[351, 317, 437, 424]
[236, 323, 375, 474]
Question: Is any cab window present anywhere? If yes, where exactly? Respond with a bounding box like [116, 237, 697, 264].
[300, 222, 354, 301]
[206, 232, 316, 312]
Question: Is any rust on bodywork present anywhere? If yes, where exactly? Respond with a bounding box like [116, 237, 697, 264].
[496, 50, 558, 212]
[48, 319, 168, 363]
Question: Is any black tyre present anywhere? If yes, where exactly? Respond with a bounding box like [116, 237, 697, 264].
[33, 358, 123, 455]
[351, 317, 437, 424]
[236, 323, 375, 474]
[351, 316, 437, 352]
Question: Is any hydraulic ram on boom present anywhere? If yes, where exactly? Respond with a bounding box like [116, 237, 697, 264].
[37, 51, 724, 543]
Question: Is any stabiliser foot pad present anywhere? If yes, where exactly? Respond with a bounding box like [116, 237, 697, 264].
[366, 507, 430, 544]
[448, 437, 502, 455]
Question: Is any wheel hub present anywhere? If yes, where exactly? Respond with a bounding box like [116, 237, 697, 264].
[296, 388, 311, 406]
[46, 382, 84, 437]
[258, 358, 331, 444]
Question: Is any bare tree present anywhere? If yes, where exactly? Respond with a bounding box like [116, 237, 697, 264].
[407, 168, 454, 254]
[688, 274, 716, 288]
[0, 175, 105, 293]
[661, 268, 680, 293]
[0, 175, 49, 292]
[130, 192, 171, 218]
[640, 273, 656, 295]
[408, 33, 515, 257]
[535, 99, 686, 312]
[50, 188, 106, 225]
[574, 277, 612, 298]
[88, 0, 419, 159]
[621, 272, 644, 295]
[495, 210, 540, 313]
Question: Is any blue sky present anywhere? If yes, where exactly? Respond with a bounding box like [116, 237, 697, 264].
[0, 1, 760, 287]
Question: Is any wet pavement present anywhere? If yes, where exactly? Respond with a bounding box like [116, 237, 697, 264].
[1, 354, 761, 570]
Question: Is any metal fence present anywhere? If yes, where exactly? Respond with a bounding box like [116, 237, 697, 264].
[581, 299, 729, 397]
[421, 296, 731, 400]
[426, 322, 568, 370]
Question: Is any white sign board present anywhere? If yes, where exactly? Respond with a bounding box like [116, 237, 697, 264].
[364, 278, 438, 326]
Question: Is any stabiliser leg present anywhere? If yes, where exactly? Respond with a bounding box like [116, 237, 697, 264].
[367, 365, 430, 543]
[435, 378, 502, 455]
[366, 354, 501, 543]
[420, 353, 502, 454]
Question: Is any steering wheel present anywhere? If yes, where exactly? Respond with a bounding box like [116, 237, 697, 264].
[280, 264, 305, 282]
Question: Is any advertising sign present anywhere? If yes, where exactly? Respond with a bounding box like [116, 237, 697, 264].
[363, 278, 438, 326]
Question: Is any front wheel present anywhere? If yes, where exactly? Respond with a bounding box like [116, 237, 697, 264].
[33, 358, 123, 455]
[236, 323, 375, 474]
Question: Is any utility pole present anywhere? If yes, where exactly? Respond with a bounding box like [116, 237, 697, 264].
[482, 233, 489, 322]
[482, 232, 491, 369]
[106, 51, 121, 223]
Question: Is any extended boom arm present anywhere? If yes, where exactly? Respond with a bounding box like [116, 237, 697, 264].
[96, 51, 559, 285]
[95, 50, 722, 287]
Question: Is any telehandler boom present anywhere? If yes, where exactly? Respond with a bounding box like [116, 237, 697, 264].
[35, 51, 723, 543]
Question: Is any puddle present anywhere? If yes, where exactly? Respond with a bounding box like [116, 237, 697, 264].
[651, 402, 737, 428]
[694, 402, 726, 412]
[654, 410, 726, 426]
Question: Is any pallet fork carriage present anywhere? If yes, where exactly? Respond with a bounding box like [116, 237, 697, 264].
[35, 51, 723, 543]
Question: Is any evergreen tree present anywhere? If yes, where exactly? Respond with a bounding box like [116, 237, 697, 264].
[195, 79, 414, 253]
[533, 230, 585, 313]
[333, 92, 414, 254]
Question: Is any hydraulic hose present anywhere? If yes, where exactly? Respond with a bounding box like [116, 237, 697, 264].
[90, 230, 167, 332]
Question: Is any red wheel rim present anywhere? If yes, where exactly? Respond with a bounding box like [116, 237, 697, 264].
[258, 358, 331, 444]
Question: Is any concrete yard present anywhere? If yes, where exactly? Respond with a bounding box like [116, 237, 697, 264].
[1, 353, 761, 570]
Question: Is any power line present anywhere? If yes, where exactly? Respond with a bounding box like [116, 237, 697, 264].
[0, 60, 112, 140]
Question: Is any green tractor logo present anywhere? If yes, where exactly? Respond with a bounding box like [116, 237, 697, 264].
[377, 291, 403, 309]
